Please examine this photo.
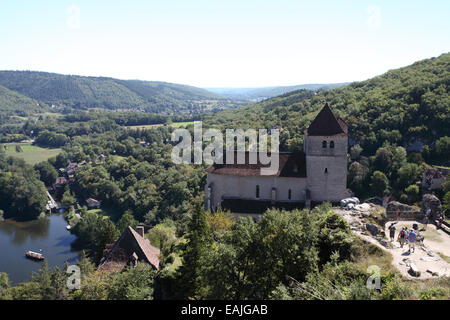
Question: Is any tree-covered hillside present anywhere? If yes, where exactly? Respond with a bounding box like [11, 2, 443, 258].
[0, 85, 44, 116]
[0, 71, 241, 115]
[205, 53, 450, 156]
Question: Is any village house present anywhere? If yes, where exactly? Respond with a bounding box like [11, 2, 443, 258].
[86, 198, 101, 209]
[66, 162, 79, 179]
[52, 176, 68, 190]
[98, 226, 160, 272]
[204, 103, 349, 213]
[422, 167, 448, 191]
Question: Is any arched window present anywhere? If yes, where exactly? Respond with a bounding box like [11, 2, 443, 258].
[322, 140, 327, 148]
[324, 168, 328, 174]
[288, 189, 292, 200]
[256, 185, 260, 199]
[330, 141, 335, 148]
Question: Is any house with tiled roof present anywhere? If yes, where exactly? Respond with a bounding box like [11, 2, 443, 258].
[66, 162, 79, 179]
[204, 103, 349, 213]
[86, 198, 101, 209]
[98, 226, 160, 272]
[53, 176, 68, 189]
[422, 167, 448, 191]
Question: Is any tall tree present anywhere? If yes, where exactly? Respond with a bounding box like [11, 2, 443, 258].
[370, 171, 390, 197]
[34, 161, 58, 186]
[175, 200, 212, 299]
[94, 218, 119, 263]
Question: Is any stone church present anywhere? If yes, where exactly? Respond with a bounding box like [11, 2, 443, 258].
[204, 103, 349, 213]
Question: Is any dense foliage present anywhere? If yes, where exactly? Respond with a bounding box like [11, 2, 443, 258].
[0, 151, 47, 220]
[3, 205, 449, 300]
[0, 85, 44, 121]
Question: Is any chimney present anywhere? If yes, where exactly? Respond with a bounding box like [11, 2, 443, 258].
[136, 226, 145, 238]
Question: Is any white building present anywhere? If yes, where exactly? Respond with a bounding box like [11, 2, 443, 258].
[204, 103, 349, 213]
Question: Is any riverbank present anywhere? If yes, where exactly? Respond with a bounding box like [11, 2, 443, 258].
[0, 214, 79, 284]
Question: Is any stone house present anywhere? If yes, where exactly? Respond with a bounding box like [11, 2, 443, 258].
[422, 167, 448, 191]
[204, 103, 349, 213]
[66, 162, 79, 179]
[98, 226, 160, 272]
[53, 176, 68, 190]
[86, 198, 101, 209]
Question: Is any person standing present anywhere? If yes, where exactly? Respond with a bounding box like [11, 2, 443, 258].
[389, 223, 396, 241]
[437, 211, 444, 229]
[408, 228, 417, 253]
[398, 227, 407, 248]
[423, 214, 429, 230]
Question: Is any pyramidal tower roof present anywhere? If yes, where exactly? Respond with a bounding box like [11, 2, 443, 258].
[306, 103, 347, 136]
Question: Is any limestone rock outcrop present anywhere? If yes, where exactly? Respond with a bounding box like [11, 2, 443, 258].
[386, 201, 421, 220]
[421, 194, 442, 218]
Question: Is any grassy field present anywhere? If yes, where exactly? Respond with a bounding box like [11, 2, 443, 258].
[124, 124, 164, 130]
[111, 155, 127, 162]
[2, 143, 62, 165]
[170, 121, 194, 128]
[124, 121, 195, 130]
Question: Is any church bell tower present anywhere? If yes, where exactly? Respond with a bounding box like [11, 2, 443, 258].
[304, 103, 348, 202]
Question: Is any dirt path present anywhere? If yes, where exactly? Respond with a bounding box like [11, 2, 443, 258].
[334, 206, 450, 279]
[383, 221, 450, 278]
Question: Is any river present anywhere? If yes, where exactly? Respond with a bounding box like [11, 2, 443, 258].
[0, 214, 79, 284]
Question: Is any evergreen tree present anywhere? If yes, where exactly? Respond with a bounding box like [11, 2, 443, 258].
[0, 272, 10, 298]
[116, 210, 138, 233]
[31, 261, 52, 300]
[370, 171, 390, 197]
[77, 250, 95, 278]
[175, 200, 211, 299]
[94, 218, 119, 263]
[50, 266, 69, 300]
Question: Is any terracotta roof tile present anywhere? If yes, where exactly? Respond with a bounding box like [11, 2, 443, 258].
[205, 151, 306, 177]
[424, 168, 445, 179]
[86, 198, 100, 205]
[54, 177, 68, 185]
[98, 226, 160, 271]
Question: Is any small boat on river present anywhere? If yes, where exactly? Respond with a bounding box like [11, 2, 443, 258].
[25, 250, 45, 261]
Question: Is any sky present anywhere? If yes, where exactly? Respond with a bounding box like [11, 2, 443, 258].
[0, 0, 449, 88]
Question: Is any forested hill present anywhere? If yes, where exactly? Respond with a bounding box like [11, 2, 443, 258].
[206, 82, 348, 101]
[204, 53, 450, 155]
[0, 71, 237, 114]
[0, 84, 42, 114]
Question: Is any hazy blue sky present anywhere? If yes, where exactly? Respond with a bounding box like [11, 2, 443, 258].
[0, 0, 449, 87]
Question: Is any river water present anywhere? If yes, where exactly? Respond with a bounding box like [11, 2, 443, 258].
[0, 214, 79, 284]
